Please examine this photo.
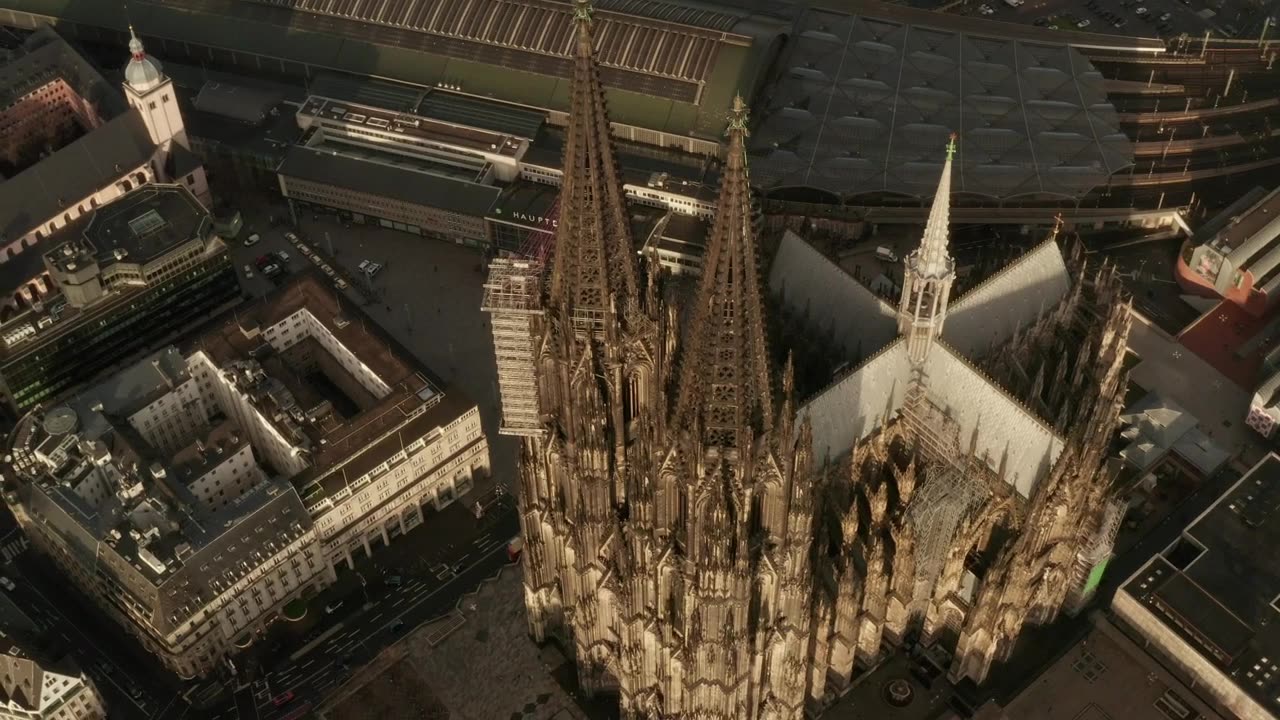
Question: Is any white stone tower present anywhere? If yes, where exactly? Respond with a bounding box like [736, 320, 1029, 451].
[897, 134, 958, 366]
[122, 26, 188, 153]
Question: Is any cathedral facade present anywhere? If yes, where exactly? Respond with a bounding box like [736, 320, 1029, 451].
[499, 3, 1132, 718]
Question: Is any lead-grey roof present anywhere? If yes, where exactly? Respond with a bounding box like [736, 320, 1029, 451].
[768, 229, 898, 358]
[943, 238, 1071, 357]
[750, 6, 1134, 200]
[0, 110, 156, 245]
[799, 339, 1063, 497]
[276, 145, 500, 217]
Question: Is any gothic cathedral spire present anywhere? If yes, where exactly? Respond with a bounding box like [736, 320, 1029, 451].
[898, 134, 958, 366]
[672, 95, 774, 449]
[547, 0, 639, 332]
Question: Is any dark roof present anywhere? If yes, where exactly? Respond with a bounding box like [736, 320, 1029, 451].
[0, 0, 786, 140]
[77, 184, 210, 265]
[487, 182, 561, 225]
[1121, 453, 1280, 715]
[525, 126, 720, 200]
[192, 80, 282, 124]
[276, 145, 500, 217]
[0, 25, 125, 117]
[0, 110, 156, 242]
[308, 72, 421, 113]
[751, 3, 1136, 200]
[414, 90, 545, 140]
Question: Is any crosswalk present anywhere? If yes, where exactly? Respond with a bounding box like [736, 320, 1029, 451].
[0, 534, 27, 563]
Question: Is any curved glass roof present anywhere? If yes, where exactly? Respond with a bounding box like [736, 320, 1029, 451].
[750, 8, 1135, 200]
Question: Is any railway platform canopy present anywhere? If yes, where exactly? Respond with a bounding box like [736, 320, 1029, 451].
[750, 0, 1164, 202]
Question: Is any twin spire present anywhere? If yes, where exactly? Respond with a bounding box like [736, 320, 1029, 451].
[672, 95, 775, 450]
[547, 0, 638, 332]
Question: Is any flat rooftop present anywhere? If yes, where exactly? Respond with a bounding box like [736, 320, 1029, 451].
[487, 182, 560, 227]
[186, 273, 474, 506]
[1221, 186, 1280, 269]
[276, 144, 500, 218]
[299, 96, 523, 158]
[980, 616, 1224, 720]
[75, 184, 211, 266]
[1120, 453, 1280, 715]
[524, 126, 720, 201]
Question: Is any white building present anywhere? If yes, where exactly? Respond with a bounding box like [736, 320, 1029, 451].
[2, 274, 489, 678]
[0, 629, 106, 720]
[0, 27, 209, 266]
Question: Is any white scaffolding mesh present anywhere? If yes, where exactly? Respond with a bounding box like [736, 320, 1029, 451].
[482, 259, 546, 437]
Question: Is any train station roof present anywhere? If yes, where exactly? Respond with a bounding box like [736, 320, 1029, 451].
[750, 1, 1142, 200]
[1, 0, 788, 141]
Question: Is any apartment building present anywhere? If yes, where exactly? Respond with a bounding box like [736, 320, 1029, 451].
[2, 275, 489, 677]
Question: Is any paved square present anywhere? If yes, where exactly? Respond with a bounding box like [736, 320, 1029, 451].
[324, 567, 585, 720]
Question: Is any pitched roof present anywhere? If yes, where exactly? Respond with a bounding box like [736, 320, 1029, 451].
[0, 110, 156, 243]
[798, 339, 1063, 496]
[768, 229, 898, 358]
[943, 238, 1071, 358]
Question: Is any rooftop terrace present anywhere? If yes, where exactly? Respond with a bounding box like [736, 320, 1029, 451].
[1120, 453, 1280, 716]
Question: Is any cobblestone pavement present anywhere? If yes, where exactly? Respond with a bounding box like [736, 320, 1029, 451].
[329, 568, 586, 720]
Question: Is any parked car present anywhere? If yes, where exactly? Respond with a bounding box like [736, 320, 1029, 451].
[244, 233, 261, 247]
[358, 259, 371, 272]
[1076, 18, 1091, 27]
[243, 265, 253, 278]
[272, 691, 295, 707]
[385, 575, 403, 588]
[874, 246, 898, 263]
[284, 231, 300, 244]
[256, 255, 272, 270]
[365, 262, 384, 278]
[390, 619, 406, 633]
[275, 250, 290, 264]
[1159, 12, 1172, 20]
[262, 263, 281, 276]
[0, 577, 14, 591]
[334, 279, 349, 290]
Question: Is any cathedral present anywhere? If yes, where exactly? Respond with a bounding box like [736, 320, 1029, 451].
[497, 2, 1133, 718]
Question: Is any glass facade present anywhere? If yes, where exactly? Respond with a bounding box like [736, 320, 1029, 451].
[490, 220, 550, 255]
[1, 254, 240, 412]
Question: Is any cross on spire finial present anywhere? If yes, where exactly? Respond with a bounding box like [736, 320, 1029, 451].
[574, 0, 593, 23]
[946, 132, 958, 160]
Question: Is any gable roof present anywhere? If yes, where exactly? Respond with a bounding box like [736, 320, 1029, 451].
[0, 110, 156, 244]
[797, 338, 1063, 497]
[943, 238, 1071, 357]
[768, 229, 899, 358]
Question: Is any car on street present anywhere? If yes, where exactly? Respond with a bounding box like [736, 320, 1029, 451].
[262, 263, 280, 277]
[358, 259, 370, 272]
[1076, 18, 1091, 27]
[1135, 7, 1149, 15]
[256, 254, 273, 269]
[385, 575, 403, 588]
[275, 250, 290, 264]
[365, 262, 383, 278]
[0, 577, 14, 591]
[1160, 11, 1172, 20]
[272, 691, 296, 706]
[244, 233, 261, 247]
[300, 246, 312, 257]
[285, 232, 300, 244]
[390, 619, 406, 634]
[334, 279, 349, 291]
[128, 686, 143, 700]
[243, 265, 253, 278]
[324, 600, 344, 614]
